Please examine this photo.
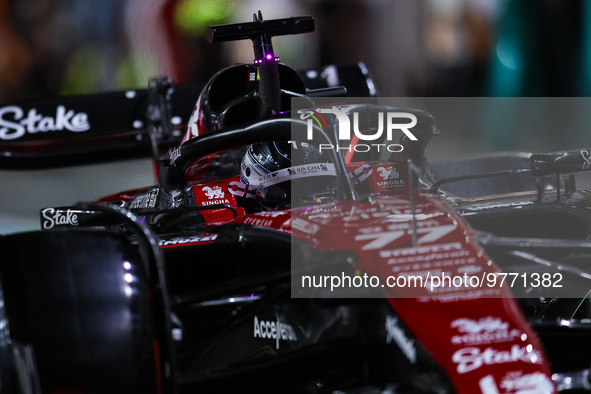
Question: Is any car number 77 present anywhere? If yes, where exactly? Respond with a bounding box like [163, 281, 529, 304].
[354, 225, 457, 250]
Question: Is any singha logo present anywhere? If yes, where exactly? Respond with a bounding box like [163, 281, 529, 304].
[451, 317, 509, 334]
[377, 166, 399, 180]
[202, 186, 225, 200]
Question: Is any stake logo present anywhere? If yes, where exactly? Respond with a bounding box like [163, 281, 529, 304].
[299, 106, 417, 154]
[40, 208, 79, 229]
[0, 105, 90, 140]
[452, 344, 542, 374]
[581, 149, 591, 170]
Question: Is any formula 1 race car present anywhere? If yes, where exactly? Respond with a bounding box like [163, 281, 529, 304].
[1, 12, 591, 394]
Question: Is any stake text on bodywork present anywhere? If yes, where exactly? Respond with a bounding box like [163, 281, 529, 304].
[0, 105, 90, 140]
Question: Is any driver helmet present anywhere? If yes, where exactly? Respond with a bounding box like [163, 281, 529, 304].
[235, 140, 337, 208]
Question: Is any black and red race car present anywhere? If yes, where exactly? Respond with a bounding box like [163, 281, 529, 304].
[1, 12, 591, 394]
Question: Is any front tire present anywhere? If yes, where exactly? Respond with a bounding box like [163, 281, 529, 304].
[0, 229, 159, 394]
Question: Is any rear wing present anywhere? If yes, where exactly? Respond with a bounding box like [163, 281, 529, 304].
[531, 148, 591, 177]
[0, 77, 201, 169]
[0, 62, 376, 170]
